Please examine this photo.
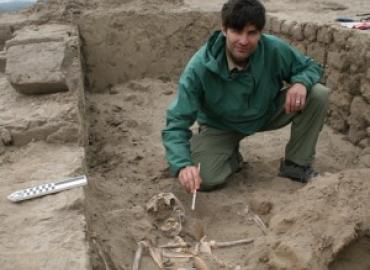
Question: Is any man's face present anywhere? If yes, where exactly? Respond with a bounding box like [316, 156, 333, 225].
[222, 24, 261, 66]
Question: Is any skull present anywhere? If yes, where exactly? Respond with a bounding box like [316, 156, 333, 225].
[146, 193, 185, 237]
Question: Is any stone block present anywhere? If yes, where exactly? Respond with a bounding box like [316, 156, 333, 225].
[329, 90, 352, 111]
[291, 41, 306, 54]
[366, 52, 370, 67]
[271, 17, 283, 33]
[0, 74, 83, 147]
[343, 74, 361, 95]
[306, 43, 326, 64]
[326, 69, 344, 90]
[348, 96, 370, 144]
[327, 108, 348, 132]
[361, 79, 370, 103]
[264, 15, 273, 32]
[317, 25, 333, 44]
[5, 41, 68, 94]
[303, 23, 318, 42]
[348, 49, 366, 74]
[4, 24, 77, 48]
[4, 24, 79, 95]
[347, 31, 370, 51]
[327, 51, 349, 72]
[292, 23, 304, 41]
[332, 27, 352, 49]
[351, 96, 370, 124]
[281, 20, 296, 36]
[348, 123, 367, 145]
[350, 63, 365, 74]
[359, 138, 370, 149]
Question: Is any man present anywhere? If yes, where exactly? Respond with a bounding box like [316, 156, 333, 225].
[162, 0, 329, 193]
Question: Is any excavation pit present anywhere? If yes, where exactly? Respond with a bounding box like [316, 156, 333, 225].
[0, 1, 370, 270]
[80, 6, 370, 269]
[329, 235, 370, 270]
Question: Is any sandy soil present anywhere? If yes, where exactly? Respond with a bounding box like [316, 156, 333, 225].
[1, 0, 370, 269]
[17, 0, 369, 25]
[185, 0, 370, 23]
[85, 78, 370, 270]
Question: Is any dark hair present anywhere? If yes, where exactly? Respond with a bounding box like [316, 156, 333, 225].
[222, 0, 266, 31]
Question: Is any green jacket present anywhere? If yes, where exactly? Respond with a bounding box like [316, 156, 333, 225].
[162, 30, 323, 175]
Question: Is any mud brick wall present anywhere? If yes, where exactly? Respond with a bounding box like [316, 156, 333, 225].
[0, 16, 46, 72]
[2, 24, 87, 147]
[265, 15, 370, 149]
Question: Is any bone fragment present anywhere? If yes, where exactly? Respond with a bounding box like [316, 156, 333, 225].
[148, 246, 164, 268]
[210, 237, 254, 248]
[193, 256, 209, 270]
[162, 250, 195, 258]
[159, 242, 191, 248]
[252, 214, 267, 235]
[92, 239, 112, 270]
[159, 237, 254, 250]
[132, 242, 144, 270]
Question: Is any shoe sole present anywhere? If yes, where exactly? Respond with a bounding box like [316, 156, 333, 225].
[278, 172, 313, 183]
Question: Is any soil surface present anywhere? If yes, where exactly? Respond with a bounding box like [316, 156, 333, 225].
[15, 0, 369, 25]
[1, 0, 370, 269]
[85, 78, 370, 270]
[185, 0, 369, 23]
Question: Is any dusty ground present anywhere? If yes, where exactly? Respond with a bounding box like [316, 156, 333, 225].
[1, 0, 370, 269]
[23, 0, 370, 24]
[185, 0, 370, 23]
[85, 79, 370, 270]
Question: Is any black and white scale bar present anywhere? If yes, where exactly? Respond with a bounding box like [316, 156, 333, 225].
[7, 175, 88, 202]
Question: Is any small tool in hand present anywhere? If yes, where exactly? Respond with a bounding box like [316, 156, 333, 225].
[191, 163, 200, 210]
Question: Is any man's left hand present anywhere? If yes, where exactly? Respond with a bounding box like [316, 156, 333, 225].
[285, 83, 307, 114]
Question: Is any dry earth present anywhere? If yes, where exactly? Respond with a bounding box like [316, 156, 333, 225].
[24, 0, 370, 24]
[85, 79, 370, 270]
[0, 0, 370, 270]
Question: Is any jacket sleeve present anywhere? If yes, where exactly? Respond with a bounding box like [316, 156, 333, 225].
[161, 64, 202, 176]
[275, 39, 323, 91]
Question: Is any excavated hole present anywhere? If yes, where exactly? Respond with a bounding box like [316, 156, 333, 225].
[81, 10, 368, 270]
[329, 234, 370, 270]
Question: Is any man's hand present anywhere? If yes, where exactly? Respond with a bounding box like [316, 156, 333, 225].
[179, 165, 202, 193]
[285, 83, 307, 114]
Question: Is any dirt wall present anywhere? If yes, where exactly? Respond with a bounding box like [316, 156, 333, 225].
[78, 9, 219, 92]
